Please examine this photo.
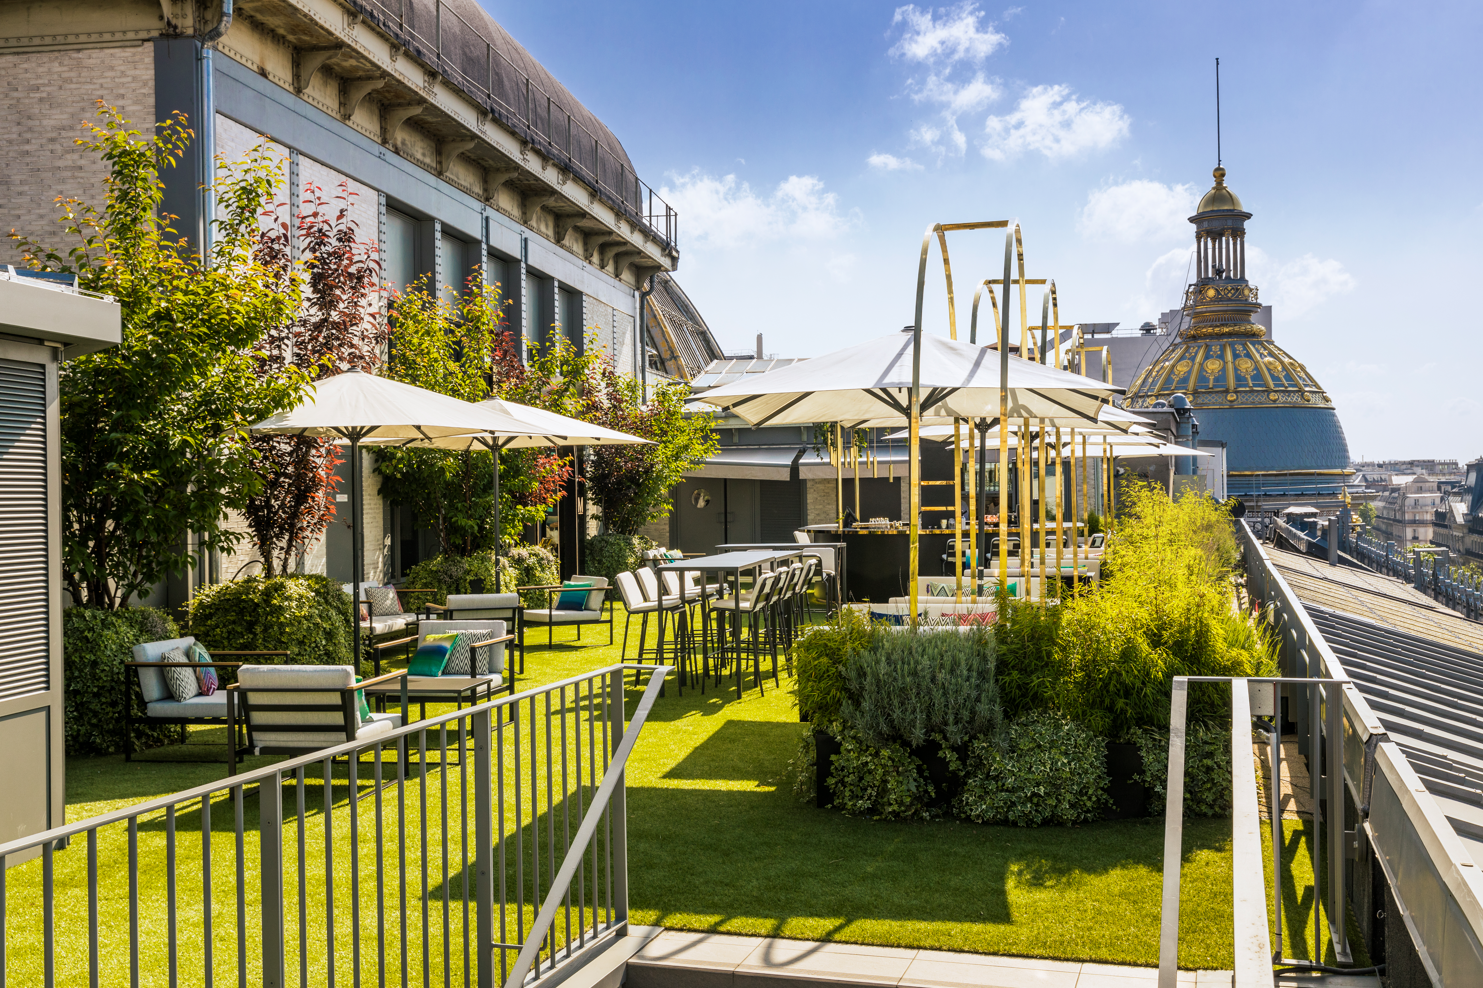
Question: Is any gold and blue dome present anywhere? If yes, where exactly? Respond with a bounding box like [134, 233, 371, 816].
[1124, 167, 1352, 496]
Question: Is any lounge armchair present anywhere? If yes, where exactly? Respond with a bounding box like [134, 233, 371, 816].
[519, 576, 613, 650]
[231, 665, 408, 762]
[124, 636, 290, 774]
[366, 620, 515, 709]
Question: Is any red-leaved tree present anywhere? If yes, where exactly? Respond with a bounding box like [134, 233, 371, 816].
[244, 182, 385, 575]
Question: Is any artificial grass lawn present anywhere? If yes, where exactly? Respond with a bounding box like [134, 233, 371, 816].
[12, 603, 1353, 980]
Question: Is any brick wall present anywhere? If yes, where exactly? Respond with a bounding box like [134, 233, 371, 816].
[0, 43, 154, 251]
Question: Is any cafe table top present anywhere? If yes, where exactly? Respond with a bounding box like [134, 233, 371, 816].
[653, 549, 808, 572]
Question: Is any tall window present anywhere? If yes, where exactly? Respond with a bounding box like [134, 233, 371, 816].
[383, 209, 416, 293]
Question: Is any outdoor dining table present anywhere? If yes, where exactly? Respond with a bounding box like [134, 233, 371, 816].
[654, 548, 816, 700]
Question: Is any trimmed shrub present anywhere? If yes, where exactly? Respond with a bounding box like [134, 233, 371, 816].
[840, 627, 1001, 748]
[188, 574, 353, 667]
[500, 544, 560, 609]
[792, 608, 882, 723]
[825, 724, 934, 820]
[955, 712, 1110, 826]
[402, 552, 499, 610]
[1133, 724, 1233, 818]
[64, 605, 181, 756]
[582, 533, 657, 584]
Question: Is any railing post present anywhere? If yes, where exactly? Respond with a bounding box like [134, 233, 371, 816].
[260, 773, 285, 988]
[474, 708, 494, 988]
[1326, 682, 1350, 963]
[608, 669, 629, 927]
[1156, 679, 1188, 988]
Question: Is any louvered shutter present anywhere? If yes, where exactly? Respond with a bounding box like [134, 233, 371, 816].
[0, 358, 49, 702]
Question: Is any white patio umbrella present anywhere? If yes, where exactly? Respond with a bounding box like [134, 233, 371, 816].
[364, 397, 651, 586]
[692, 328, 1119, 427]
[251, 370, 540, 664]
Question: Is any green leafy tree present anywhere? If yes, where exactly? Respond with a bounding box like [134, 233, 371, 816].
[375, 278, 569, 552]
[11, 106, 303, 608]
[582, 363, 717, 535]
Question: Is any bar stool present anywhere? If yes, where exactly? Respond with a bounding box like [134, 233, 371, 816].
[636, 567, 688, 686]
[711, 569, 776, 697]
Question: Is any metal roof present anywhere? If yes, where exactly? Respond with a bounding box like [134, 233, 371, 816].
[1306, 604, 1483, 858]
[689, 357, 805, 391]
[1268, 546, 1483, 653]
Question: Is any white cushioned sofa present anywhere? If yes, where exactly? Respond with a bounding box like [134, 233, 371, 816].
[125, 636, 290, 775]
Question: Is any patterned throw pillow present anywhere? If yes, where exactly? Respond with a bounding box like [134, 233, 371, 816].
[160, 647, 200, 703]
[928, 582, 953, 598]
[441, 632, 473, 676]
[189, 642, 218, 695]
[957, 611, 996, 627]
[465, 630, 499, 676]
[365, 585, 402, 617]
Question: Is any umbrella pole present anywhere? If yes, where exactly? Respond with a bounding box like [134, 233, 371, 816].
[853, 430, 861, 528]
[966, 421, 976, 602]
[1022, 417, 1032, 599]
[1081, 433, 1089, 540]
[954, 418, 963, 602]
[1069, 427, 1078, 593]
[491, 439, 501, 593]
[835, 423, 843, 529]
[1055, 426, 1063, 592]
[1037, 419, 1047, 606]
[351, 435, 363, 671]
[977, 419, 990, 603]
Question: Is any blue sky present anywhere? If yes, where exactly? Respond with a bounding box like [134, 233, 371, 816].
[489, 0, 1482, 462]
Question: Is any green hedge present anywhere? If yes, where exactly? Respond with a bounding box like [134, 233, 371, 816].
[1133, 724, 1232, 818]
[188, 574, 352, 667]
[793, 608, 882, 723]
[824, 725, 935, 821]
[581, 533, 657, 584]
[404, 547, 560, 611]
[955, 712, 1109, 826]
[63, 605, 180, 756]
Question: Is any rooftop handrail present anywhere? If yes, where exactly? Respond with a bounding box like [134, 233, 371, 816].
[0, 662, 670, 987]
[1241, 520, 1483, 982]
[345, 0, 678, 252]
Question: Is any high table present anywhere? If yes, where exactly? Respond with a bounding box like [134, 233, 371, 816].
[655, 548, 815, 700]
[713, 541, 845, 613]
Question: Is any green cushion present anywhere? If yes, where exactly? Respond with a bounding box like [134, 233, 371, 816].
[354, 676, 371, 721]
[555, 581, 594, 611]
[409, 635, 454, 677]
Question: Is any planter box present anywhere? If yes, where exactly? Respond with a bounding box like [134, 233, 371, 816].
[814, 730, 840, 808]
[911, 740, 962, 810]
[1104, 741, 1147, 819]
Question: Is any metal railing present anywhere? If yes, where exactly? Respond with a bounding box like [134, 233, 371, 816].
[0, 663, 668, 987]
[1241, 522, 1483, 984]
[347, 0, 678, 251]
[1348, 530, 1483, 620]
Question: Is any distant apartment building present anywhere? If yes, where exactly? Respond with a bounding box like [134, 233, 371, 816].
[1372, 475, 1444, 545]
[1429, 457, 1483, 565]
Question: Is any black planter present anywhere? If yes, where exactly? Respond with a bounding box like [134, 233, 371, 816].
[814, 730, 841, 808]
[1104, 741, 1147, 819]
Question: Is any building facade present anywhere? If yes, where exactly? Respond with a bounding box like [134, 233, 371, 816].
[1373, 476, 1444, 546]
[1, 0, 680, 594]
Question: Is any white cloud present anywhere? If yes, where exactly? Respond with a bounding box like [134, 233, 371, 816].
[981, 84, 1129, 161]
[826, 254, 859, 283]
[868, 152, 924, 171]
[658, 171, 857, 248]
[1246, 247, 1356, 319]
[1003, 6, 1025, 19]
[889, 3, 1007, 66]
[1079, 180, 1197, 243]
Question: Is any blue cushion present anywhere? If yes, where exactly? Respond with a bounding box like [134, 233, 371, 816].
[870, 611, 906, 626]
[408, 642, 450, 677]
[555, 581, 593, 611]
